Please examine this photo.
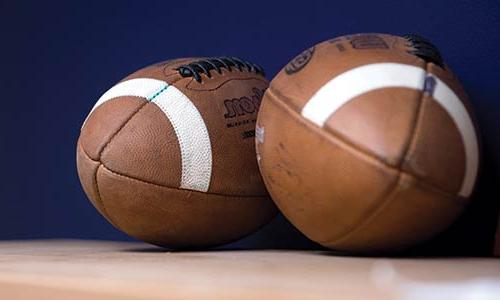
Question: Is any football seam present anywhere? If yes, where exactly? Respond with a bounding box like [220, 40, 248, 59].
[97, 101, 151, 160]
[263, 86, 465, 246]
[263, 85, 465, 201]
[100, 164, 269, 198]
[267, 85, 403, 166]
[266, 86, 399, 171]
[82, 78, 182, 225]
[320, 171, 456, 249]
[267, 83, 424, 169]
[95, 75, 186, 161]
[319, 176, 404, 248]
[78, 141, 119, 227]
[320, 62, 453, 246]
[80, 145, 268, 199]
[395, 71, 426, 170]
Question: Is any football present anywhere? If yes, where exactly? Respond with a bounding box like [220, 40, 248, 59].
[256, 34, 481, 252]
[77, 57, 276, 248]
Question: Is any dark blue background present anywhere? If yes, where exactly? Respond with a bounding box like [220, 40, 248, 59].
[1, 0, 499, 254]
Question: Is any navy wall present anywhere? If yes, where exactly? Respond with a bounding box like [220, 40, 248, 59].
[1, 0, 499, 254]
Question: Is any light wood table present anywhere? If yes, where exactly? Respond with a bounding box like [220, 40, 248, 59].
[0, 240, 498, 300]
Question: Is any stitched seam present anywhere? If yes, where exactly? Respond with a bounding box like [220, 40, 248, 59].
[84, 76, 263, 199]
[97, 101, 150, 159]
[301, 62, 465, 245]
[320, 176, 402, 246]
[80, 142, 99, 163]
[398, 63, 428, 169]
[85, 82, 169, 225]
[78, 141, 114, 225]
[83, 77, 187, 225]
[100, 164, 268, 199]
[94, 164, 112, 223]
[319, 68, 428, 244]
[81, 143, 248, 228]
[148, 85, 168, 100]
[267, 87, 392, 166]
[264, 84, 464, 200]
[266, 88, 401, 170]
[97, 83, 172, 160]
[322, 173, 465, 246]
[96, 75, 188, 160]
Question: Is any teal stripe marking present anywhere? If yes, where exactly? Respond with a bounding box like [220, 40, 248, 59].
[148, 84, 169, 101]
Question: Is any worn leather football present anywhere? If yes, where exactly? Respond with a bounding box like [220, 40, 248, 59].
[77, 57, 277, 248]
[256, 34, 481, 253]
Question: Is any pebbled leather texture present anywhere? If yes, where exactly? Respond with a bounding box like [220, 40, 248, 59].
[77, 58, 276, 249]
[256, 33, 481, 253]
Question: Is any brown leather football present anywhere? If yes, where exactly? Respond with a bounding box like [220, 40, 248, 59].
[256, 34, 481, 253]
[77, 57, 277, 248]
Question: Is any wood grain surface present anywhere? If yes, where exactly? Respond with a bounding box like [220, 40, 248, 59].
[0, 240, 499, 300]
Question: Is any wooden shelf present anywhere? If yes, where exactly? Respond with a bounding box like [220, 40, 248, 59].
[0, 240, 499, 299]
